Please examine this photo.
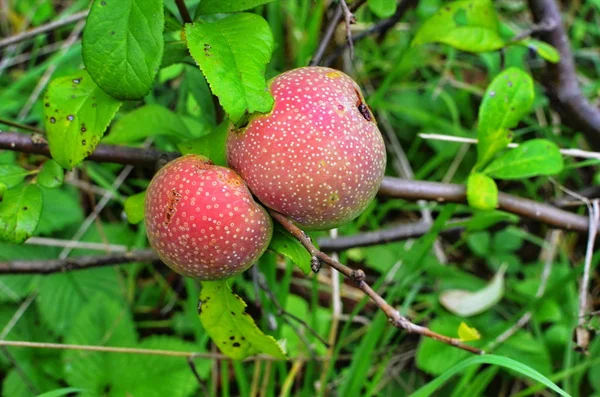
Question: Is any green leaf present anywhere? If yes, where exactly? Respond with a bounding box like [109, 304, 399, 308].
[115, 336, 200, 397]
[195, 0, 274, 15]
[518, 38, 560, 63]
[477, 67, 534, 167]
[465, 210, 519, 232]
[185, 14, 274, 124]
[104, 104, 210, 144]
[36, 186, 84, 234]
[412, 0, 504, 53]
[440, 265, 506, 317]
[64, 296, 137, 394]
[0, 164, 30, 188]
[35, 388, 83, 397]
[0, 183, 42, 244]
[125, 191, 146, 224]
[37, 160, 64, 189]
[466, 173, 498, 211]
[177, 122, 229, 166]
[162, 40, 192, 68]
[44, 70, 122, 169]
[457, 322, 481, 342]
[199, 280, 286, 360]
[483, 139, 564, 179]
[368, 0, 397, 18]
[82, 0, 165, 100]
[412, 355, 570, 397]
[268, 223, 312, 274]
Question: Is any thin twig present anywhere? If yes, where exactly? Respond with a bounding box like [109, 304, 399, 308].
[419, 133, 600, 160]
[338, 0, 356, 59]
[0, 118, 43, 133]
[0, 250, 158, 274]
[174, 0, 193, 24]
[268, 209, 484, 355]
[25, 237, 128, 252]
[576, 199, 599, 351]
[0, 292, 38, 340]
[0, 10, 88, 50]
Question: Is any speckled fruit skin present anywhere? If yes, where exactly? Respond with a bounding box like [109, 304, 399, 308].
[145, 155, 273, 280]
[227, 66, 387, 230]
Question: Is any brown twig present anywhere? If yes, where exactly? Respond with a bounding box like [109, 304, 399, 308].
[309, 0, 366, 66]
[323, 0, 417, 66]
[0, 250, 158, 274]
[338, 0, 356, 59]
[174, 0, 193, 24]
[527, 0, 600, 148]
[0, 10, 89, 50]
[379, 178, 589, 232]
[268, 209, 484, 355]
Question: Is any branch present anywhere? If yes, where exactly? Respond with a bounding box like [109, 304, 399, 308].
[0, 132, 179, 167]
[0, 10, 89, 50]
[0, 250, 158, 274]
[1, 131, 590, 233]
[527, 0, 600, 148]
[378, 178, 589, 232]
[268, 209, 484, 355]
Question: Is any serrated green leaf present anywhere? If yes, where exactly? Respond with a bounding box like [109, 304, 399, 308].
[0, 183, 43, 244]
[82, 0, 164, 100]
[115, 336, 199, 397]
[195, 0, 274, 15]
[440, 265, 506, 317]
[185, 14, 274, 124]
[177, 122, 228, 166]
[368, 0, 397, 18]
[268, 223, 311, 274]
[36, 186, 84, 234]
[518, 38, 560, 63]
[44, 70, 122, 169]
[125, 191, 146, 224]
[64, 296, 137, 394]
[37, 160, 64, 189]
[477, 68, 534, 168]
[199, 280, 286, 360]
[104, 104, 210, 144]
[0, 164, 30, 188]
[412, 0, 504, 53]
[483, 139, 564, 179]
[467, 173, 498, 211]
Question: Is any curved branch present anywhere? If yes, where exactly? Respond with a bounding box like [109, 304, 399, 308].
[527, 0, 600, 148]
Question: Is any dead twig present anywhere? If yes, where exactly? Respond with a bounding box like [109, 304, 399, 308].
[268, 209, 484, 355]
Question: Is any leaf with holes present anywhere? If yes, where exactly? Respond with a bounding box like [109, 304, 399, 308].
[82, 0, 164, 100]
[476, 68, 534, 168]
[0, 183, 42, 244]
[199, 280, 286, 360]
[268, 223, 312, 274]
[483, 139, 564, 179]
[44, 70, 122, 169]
[185, 14, 274, 125]
[412, 0, 504, 52]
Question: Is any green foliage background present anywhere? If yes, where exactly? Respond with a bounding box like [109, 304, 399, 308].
[0, 0, 599, 396]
